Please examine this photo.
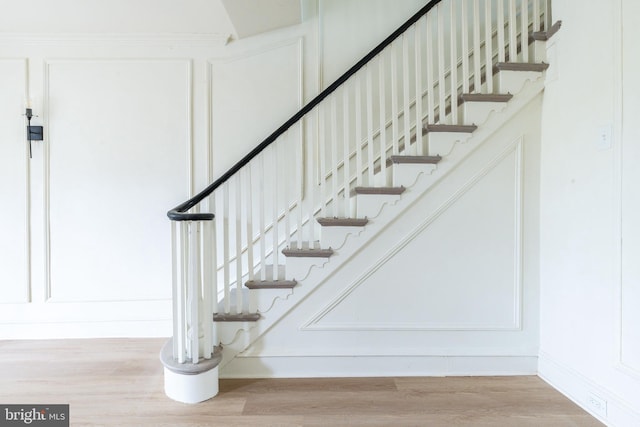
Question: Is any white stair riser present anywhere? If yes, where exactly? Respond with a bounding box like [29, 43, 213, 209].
[427, 132, 472, 157]
[356, 193, 403, 218]
[393, 163, 437, 187]
[462, 102, 509, 126]
[497, 70, 542, 94]
[221, 287, 294, 314]
[320, 226, 365, 249]
[534, 40, 546, 62]
[285, 256, 331, 281]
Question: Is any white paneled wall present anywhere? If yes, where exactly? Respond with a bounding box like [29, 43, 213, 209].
[0, 59, 29, 304]
[539, 0, 640, 424]
[46, 60, 191, 302]
[0, 0, 320, 338]
[619, 0, 640, 380]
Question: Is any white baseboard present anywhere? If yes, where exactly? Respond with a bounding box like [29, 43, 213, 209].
[220, 355, 537, 378]
[0, 320, 172, 339]
[538, 352, 640, 427]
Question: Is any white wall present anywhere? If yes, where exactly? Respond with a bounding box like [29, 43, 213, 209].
[0, 0, 317, 338]
[319, 0, 426, 85]
[538, 0, 640, 425]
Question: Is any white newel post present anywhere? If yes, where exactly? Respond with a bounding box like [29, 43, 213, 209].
[161, 217, 220, 404]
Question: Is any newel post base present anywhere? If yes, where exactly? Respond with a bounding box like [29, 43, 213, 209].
[159, 339, 223, 404]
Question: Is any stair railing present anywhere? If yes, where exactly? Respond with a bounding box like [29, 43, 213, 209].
[166, 0, 553, 367]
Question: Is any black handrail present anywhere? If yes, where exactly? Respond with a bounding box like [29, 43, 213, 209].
[168, 0, 442, 221]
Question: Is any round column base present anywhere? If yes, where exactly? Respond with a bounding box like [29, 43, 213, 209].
[163, 366, 219, 404]
[159, 339, 223, 404]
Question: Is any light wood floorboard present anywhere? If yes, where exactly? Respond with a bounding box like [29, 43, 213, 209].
[0, 338, 603, 426]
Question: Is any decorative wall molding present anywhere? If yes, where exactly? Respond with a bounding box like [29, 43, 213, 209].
[42, 58, 193, 303]
[302, 138, 524, 332]
[0, 58, 31, 304]
[614, 0, 640, 381]
[207, 36, 304, 183]
[0, 33, 231, 46]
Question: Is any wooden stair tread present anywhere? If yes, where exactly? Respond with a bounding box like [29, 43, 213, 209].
[213, 312, 261, 322]
[424, 124, 477, 133]
[530, 20, 562, 41]
[390, 155, 441, 164]
[282, 248, 334, 258]
[317, 217, 369, 227]
[460, 93, 513, 103]
[245, 279, 297, 289]
[354, 186, 406, 195]
[494, 62, 549, 72]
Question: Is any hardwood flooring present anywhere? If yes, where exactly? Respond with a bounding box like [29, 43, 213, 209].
[0, 338, 602, 426]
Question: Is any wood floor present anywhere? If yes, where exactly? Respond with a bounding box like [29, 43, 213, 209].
[0, 338, 602, 426]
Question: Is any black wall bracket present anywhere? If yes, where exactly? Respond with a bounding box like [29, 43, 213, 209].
[27, 125, 43, 141]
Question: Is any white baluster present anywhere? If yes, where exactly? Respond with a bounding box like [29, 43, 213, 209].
[282, 133, 291, 250]
[207, 211, 218, 348]
[426, 15, 435, 123]
[319, 106, 327, 216]
[379, 53, 388, 182]
[544, 0, 550, 31]
[223, 184, 230, 313]
[296, 124, 304, 247]
[189, 221, 199, 363]
[391, 40, 400, 154]
[450, 1, 458, 124]
[485, 0, 494, 93]
[509, 0, 517, 62]
[533, 0, 540, 32]
[202, 219, 213, 358]
[235, 174, 243, 313]
[415, 19, 424, 155]
[403, 32, 412, 145]
[259, 154, 266, 278]
[355, 75, 363, 186]
[473, 0, 482, 93]
[245, 166, 254, 282]
[437, 5, 446, 121]
[498, 0, 506, 62]
[342, 88, 351, 217]
[307, 113, 316, 247]
[521, 0, 529, 62]
[331, 96, 339, 217]
[171, 221, 177, 359]
[272, 144, 278, 280]
[366, 66, 374, 184]
[178, 221, 188, 362]
[461, 1, 470, 94]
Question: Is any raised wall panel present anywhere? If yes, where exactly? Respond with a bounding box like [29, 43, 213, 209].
[0, 59, 29, 304]
[307, 143, 522, 331]
[620, 0, 640, 375]
[209, 39, 302, 180]
[46, 59, 191, 302]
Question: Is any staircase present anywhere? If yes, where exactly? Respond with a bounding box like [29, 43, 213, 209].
[161, 0, 560, 403]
